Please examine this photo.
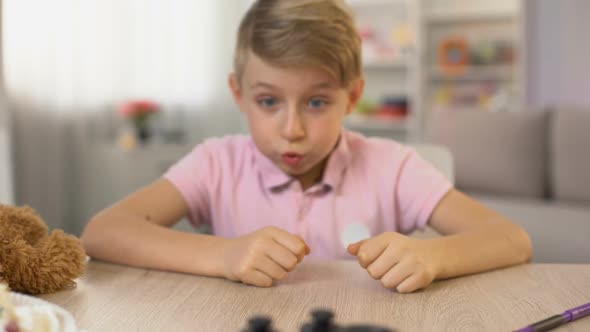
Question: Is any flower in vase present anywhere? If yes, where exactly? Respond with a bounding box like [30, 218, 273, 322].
[118, 100, 160, 143]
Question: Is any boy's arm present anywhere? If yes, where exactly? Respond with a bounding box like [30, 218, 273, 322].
[427, 189, 533, 279]
[81, 178, 309, 286]
[81, 178, 226, 277]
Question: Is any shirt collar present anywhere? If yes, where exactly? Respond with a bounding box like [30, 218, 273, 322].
[251, 129, 351, 192]
[321, 130, 351, 191]
[251, 140, 293, 190]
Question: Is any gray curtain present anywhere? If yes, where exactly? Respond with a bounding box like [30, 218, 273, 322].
[0, 1, 14, 205]
[11, 101, 79, 231]
[0, 102, 14, 205]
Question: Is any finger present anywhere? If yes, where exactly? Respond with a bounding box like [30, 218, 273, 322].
[396, 273, 429, 293]
[366, 250, 399, 280]
[270, 230, 308, 261]
[347, 240, 365, 256]
[356, 239, 388, 268]
[379, 259, 414, 290]
[266, 241, 300, 272]
[241, 269, 274, 288]
[254, 255, 288, 281]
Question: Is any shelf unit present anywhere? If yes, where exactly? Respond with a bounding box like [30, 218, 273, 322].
[428, 65, 516, 81]
[426, 12, 517, 24]
[346, 0, 419, 141]
[363, 60, 409, 71]
[419, 0, 525, 137]
[345, 0, 525, 142]
[345, 114, 409, 131]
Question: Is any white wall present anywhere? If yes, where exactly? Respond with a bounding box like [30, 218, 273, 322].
[526, 0, 590, 108]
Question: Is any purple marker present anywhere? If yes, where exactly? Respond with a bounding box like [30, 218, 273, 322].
[515, 302, 590, 332]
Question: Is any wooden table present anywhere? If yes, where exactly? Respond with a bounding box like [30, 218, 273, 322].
[41, 261, 590, 332]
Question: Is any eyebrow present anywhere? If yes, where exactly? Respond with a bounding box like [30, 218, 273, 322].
[250, 81, 336, 90]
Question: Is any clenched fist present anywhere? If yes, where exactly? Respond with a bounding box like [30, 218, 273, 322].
[221, 226, 310, 287]
[348, 232, 440, 293]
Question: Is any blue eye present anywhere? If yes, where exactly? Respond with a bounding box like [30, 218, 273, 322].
[258, 97, 278, 108]
[308, 98, 327, 109]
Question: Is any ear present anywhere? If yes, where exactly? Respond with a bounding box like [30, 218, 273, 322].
[346, 79, 365, 115]
[228, 73, 242, 105]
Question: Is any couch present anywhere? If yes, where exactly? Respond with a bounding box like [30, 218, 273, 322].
[427, 107, 590, 263]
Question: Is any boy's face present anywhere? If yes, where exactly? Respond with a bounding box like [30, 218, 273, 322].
[229, 52, 364, 184]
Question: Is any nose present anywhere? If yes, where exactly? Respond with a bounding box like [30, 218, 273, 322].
[280, 106, 305, 142]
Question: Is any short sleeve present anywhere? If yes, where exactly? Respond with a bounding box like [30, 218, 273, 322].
[395, 149, 453, 233]
[163, 143, 216, 227]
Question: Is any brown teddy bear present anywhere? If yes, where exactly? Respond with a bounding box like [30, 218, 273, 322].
[0, 205, 86, 295]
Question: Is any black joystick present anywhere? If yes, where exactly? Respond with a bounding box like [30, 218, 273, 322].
[243, 316, 274, 332]
[242, 309, 395, 332]
[302, 309, 337, 332]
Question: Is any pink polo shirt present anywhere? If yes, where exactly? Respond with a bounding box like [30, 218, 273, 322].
[164, 130, 452, 259]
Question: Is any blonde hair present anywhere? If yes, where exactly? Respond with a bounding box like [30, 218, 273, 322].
[234, 0, 362, 88]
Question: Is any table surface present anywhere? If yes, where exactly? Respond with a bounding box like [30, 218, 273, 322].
[41, 260, 590, 332]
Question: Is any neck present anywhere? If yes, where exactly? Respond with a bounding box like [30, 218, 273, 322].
[297, 157, 328, 191]
[297, 158, 327, 191]
[297, 135, 342, 191]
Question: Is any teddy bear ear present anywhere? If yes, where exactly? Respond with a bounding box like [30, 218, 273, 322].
[2, 205, 44, 224]
[22, 205, 43, 218]
[0, 205, 48, 246]
[0, 205, 40, 218]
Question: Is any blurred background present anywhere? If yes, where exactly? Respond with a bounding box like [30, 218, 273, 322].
[0, 0, 588, 262]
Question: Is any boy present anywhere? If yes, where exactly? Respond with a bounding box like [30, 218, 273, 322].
[82, 0, 532, 293]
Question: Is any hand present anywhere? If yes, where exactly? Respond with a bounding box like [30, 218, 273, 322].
[221, 226, 310, 287]
[348, 232, 440, 293]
